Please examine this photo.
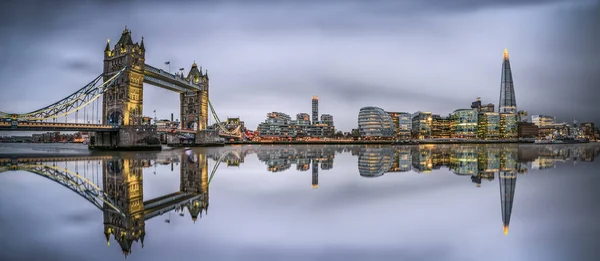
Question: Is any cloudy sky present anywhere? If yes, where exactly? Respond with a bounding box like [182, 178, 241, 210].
[0, 0, 598, 131]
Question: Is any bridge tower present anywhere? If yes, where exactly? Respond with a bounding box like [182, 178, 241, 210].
[102, 158, 146, 257]
[180, 152, 209, 222]
[103, 26, 146, 126]
[181, 62, 209, 132]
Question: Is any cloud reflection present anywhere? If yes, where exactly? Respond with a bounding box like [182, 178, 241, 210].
[0, 144, 599, 259]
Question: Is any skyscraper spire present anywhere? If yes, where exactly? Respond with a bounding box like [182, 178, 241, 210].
[499, 48, 517, 114]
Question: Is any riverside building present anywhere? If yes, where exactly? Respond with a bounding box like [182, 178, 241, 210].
[358, 107, 395, 139]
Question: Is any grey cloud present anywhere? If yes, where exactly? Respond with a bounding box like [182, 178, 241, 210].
[0, 0, 599, 131]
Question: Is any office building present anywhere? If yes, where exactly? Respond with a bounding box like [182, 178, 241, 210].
[471, 97, 494, 113]
[518, 122, 539, 139]
[499, 49, 517, 114]
[477, 112, 501, 140]
[531, 115, 555, 127]
[358, 107, 395, 138]
[579, 122, 595, 140]
[312, 96, 319, 123]
[538, 123, 569, 139]
[451, 109, 478, 138]
[431, 115, 452, 138]
[412, 111, 433, 139]
[386, 112, 402, 137]
[398, 112, 412, 139]
[500, 113, 518, 139]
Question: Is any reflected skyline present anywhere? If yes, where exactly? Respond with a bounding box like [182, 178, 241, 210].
[1, 144, 599, 258]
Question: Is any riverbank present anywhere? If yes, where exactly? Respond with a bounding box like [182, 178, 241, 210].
[223, 140, 535, 146]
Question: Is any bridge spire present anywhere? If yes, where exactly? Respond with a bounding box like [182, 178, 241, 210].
[104, 38, 111, 53]
[140, 36, 145, 51]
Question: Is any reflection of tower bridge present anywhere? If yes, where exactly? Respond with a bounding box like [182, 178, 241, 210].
[0, 27, 246, 149]
[0, 151, 212, 257]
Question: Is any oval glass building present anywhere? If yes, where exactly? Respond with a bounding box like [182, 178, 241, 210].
[358, 107, 395, 138]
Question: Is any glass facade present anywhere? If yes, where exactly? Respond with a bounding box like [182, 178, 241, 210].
[477, 112, 500, 140]
[531, 115, 555, 127]
[411, 112, 432, 139]
[450, 146, 479, 175]
[499, 49, 517, 114]
[500, 113, 518, 139]
[580, 122, 596, 140]
[431, 115, 452, 138]
[386, 112, 401, 137]
[358, 107, 395, 138]
[451, 109, 478, 138]
[357, 147, 394, 177]
[398, 112, 412, 139]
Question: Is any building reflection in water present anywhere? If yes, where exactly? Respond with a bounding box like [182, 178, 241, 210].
[100, 151, 209, 257]
[1, 144, 599, 257]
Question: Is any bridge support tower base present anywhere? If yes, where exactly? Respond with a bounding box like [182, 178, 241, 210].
[195, 129, 223, 146]
[89, 126, 162, 151]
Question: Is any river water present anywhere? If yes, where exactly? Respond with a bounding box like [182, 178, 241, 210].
[0, 143, 599, 261]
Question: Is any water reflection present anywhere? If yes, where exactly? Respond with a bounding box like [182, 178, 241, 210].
[0, 144, 599, 258]
[0, 151, 209, 258]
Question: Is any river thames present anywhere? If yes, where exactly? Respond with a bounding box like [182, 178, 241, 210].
[0, 143, 599, 261]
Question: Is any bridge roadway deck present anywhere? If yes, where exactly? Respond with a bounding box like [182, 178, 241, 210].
[143, 64, 203, 93]
[143, 192, 203, 221]
[0, 121, 118, 132]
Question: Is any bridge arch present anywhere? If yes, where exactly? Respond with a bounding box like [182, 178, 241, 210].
[107, 110, 123, 125]
[187, 121, 198, 131]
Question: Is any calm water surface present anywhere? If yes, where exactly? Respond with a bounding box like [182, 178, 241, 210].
[0, 143, 599, 261]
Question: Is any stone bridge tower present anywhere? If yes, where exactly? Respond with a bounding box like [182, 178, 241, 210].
[180, 63, 209, 131]
[103, 27, 146, 126]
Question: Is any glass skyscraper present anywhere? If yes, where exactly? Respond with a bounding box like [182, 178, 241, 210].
[499, 49, 517, 114]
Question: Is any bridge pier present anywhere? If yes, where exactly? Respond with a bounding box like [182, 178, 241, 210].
[194, 129, 222, 145]
[89, 126, 161, 151]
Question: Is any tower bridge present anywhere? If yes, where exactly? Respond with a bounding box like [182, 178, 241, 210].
[0, 26, 245, 149]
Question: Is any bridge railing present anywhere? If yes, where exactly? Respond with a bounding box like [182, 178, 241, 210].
[1, 121, 118, 129]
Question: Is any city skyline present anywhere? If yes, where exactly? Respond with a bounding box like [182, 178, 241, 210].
[0, 0, 598, 131]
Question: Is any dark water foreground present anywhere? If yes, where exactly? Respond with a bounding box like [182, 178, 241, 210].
[0, 143, 599, 261]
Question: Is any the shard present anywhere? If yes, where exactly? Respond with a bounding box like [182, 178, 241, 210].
[499, 49, 517, 114]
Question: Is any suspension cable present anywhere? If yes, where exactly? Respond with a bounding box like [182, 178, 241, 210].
[0, 67, 125, 121]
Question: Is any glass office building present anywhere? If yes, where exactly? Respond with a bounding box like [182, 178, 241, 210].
[412, 112, 433, 139]
[451, 109, 478, 138]
[500, 113, 518, 139]
[358, 107, 395, 138]
[478, 112, 501, 140]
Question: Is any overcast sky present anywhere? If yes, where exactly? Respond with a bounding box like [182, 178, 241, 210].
[0, 0, 598, 131]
